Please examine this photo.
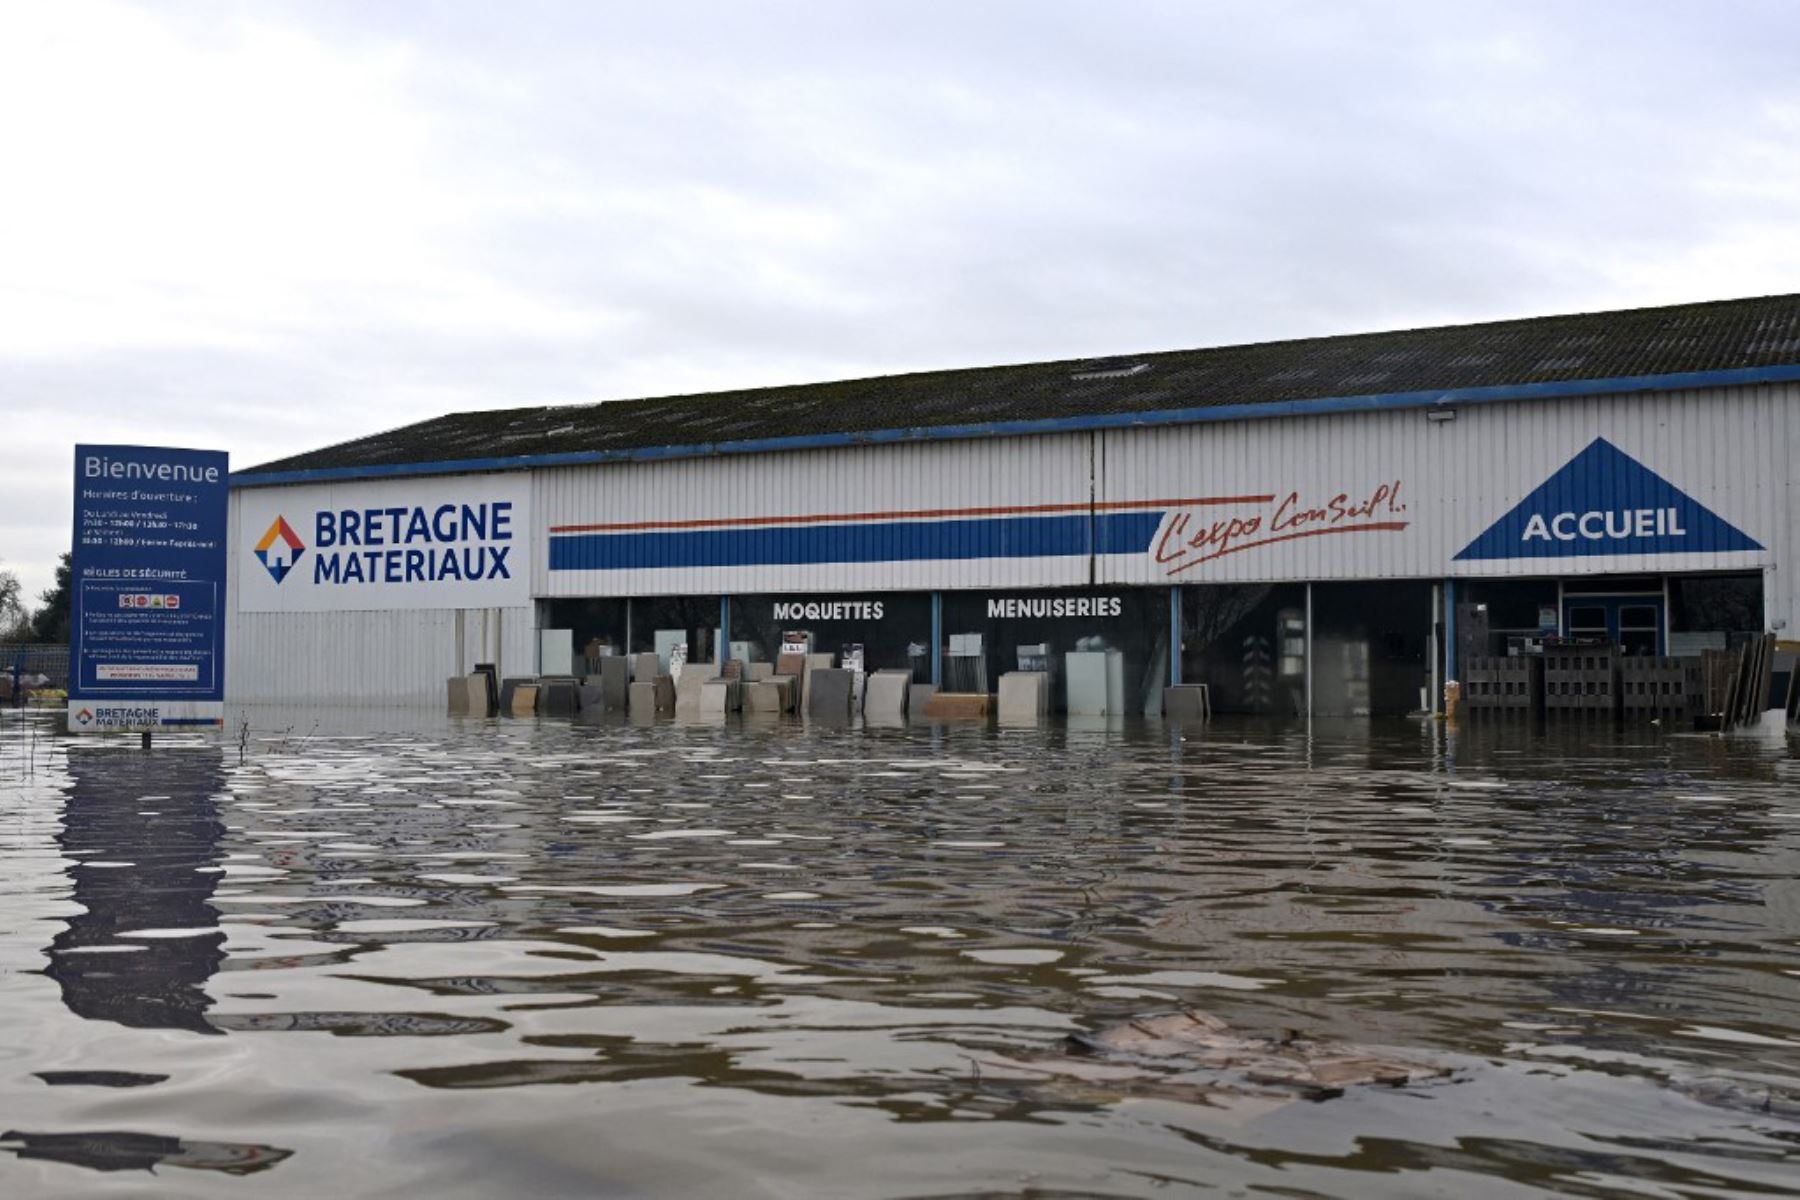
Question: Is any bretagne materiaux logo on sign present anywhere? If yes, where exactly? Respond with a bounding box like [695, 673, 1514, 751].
[255, 516, 307, 584]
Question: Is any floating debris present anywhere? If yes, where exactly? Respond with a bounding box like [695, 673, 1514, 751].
[979, 1010, 1453, 1108]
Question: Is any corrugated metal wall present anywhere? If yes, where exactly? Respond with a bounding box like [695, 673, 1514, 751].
[229, 382, 1798, 705]
[1095, 385, 1787, 587]
[534, 433, 1096, 596]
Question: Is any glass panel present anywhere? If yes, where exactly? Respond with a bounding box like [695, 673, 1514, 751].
[1311, 581, 1432, 717]
[1460, 579, 1559, 657]
[629, 595, 721, 673]
[1669, 574, 1763, 643]
[1180, 584, 1308, 716]
[940, 588, 1168, 714]
[729, 592, 932, 681]
[544, 599, 630, 674]
[1566, 606, 1607, 631]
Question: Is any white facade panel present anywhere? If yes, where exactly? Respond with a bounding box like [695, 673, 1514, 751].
[225, 495, 534, 705]
[1094, 387, 1788, 603]
[237, 473, 531, 612]
[535, 434, 1095, 597]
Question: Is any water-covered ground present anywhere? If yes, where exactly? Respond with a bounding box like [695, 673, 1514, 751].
[2, 708, 1798, 1198]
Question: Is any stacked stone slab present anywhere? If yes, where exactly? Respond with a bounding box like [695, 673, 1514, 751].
[447, 674, 490, 716]
[674, 670, 709, 715]
[801, 653, 835, 710]
[629, 676, 675, 716]
[908, 682, 938, 716]
[631, 652, 661, 683]
[699, 679, 742, 716]
[499, 677, 536, 715]
[922, 692, 991, 719]
[806, 667, 855, 718]
[592, 656, 631, 710]
[1163, 684, 1211, 720]
[540, 678, 578, 717]
[997, 671, 1050, 722]
[509, 684, 540, 716]
[863, 670, 910, 721]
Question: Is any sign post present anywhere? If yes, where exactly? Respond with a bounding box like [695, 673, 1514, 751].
[67, 445, 230, 734]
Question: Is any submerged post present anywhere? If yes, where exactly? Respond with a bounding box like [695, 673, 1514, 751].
[140, 730, 151, 750]
[718, 596, 730, 669]
[1169, 586, 1183, 686]
[1444, 578, 1458, 701]
[930, 592, 942, 687]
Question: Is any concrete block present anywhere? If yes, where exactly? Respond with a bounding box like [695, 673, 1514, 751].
[577, 683, 606, 712]
[631, 652, 661, 683]
[1164, 684, 1211, 720]
[806, 667, 855, 718]
[922, 692, 991, 720]
[908, 682, 938, 715]
[745, 681, 785, 713]
[466, 674, 494, 718]
[998, 671, 1049, 722]
[863, 672, 910, 721]
[596, 656, 630, 709]
[509, 684, 540, 717]
[746, 661, 775, 682]
[447, 676, 471, 716]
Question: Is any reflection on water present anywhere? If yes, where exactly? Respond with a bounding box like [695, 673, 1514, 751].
[46, 748, 226, 1034]
[0, 709, 1797, 1197]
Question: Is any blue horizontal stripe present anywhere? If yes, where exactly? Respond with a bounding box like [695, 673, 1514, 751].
[229, 364, 1800, 488]
[549, 512, 1166, 571]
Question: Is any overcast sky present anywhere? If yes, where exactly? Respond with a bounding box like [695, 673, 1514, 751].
[4, 0, 1798, 602]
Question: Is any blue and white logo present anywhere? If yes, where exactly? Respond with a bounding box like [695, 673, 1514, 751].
[1455, 437, 1762, 561]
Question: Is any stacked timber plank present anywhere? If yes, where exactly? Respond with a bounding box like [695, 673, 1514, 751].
[1719, 633, 1777, 731]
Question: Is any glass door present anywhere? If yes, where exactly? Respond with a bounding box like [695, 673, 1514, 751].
[1561, 595, 1664, 655]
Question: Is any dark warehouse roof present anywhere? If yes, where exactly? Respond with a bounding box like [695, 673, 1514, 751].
[237, 292, 1800, 485]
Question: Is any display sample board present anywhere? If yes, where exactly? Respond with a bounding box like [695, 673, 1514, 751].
[68, 445, 230, 732]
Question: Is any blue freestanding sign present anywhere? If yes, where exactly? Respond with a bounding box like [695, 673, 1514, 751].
[67, 445, 230, 733]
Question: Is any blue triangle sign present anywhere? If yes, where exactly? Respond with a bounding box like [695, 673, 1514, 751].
[1455, 437, 1762, 561]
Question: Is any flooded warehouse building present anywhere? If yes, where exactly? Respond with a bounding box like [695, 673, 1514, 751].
[224, 293, 1800, 717]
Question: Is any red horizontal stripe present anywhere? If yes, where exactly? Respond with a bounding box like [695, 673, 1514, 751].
[548, 494, 1274, 535]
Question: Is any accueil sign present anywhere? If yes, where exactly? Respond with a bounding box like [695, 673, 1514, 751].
[237, 474, 532, 612]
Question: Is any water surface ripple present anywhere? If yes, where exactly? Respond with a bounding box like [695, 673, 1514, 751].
[3, 711, 1799, 1197]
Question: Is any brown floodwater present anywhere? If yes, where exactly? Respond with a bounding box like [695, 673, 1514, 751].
[2, 707, 1799, 1198]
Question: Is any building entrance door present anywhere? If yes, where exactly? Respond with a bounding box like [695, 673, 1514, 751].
[1562, 595, 1663, 655]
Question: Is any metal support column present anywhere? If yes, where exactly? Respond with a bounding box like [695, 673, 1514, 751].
[1444, 578, 1458, 690]
[718, 596, 730, 668]
[930, 592, 943, 687]
[1169, 586, 1183, 686]
[1304, 582, 1314, 719]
